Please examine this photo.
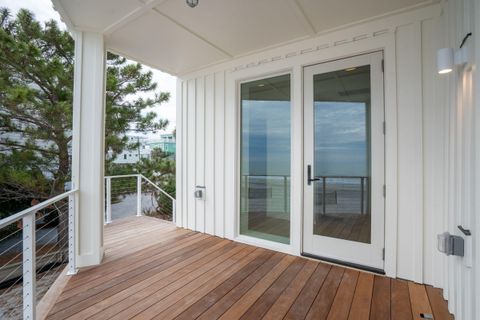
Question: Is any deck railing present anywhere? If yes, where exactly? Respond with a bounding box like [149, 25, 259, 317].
[0, 189, 78, 320]
[104, 174, 176, 224]
[0, 174, 174, 319]
[241, 174, 369, 215]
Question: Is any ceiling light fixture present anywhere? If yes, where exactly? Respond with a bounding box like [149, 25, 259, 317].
[186, 0, 199, 8]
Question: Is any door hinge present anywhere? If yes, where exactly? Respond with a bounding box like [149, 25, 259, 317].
[382, 121, 386, 135]
[382, 248, 385, 260]
[383, 185, 386, 197]
[381, 59, 384, 72]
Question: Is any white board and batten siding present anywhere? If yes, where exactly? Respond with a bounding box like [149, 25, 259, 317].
[177, 72, 227, 238]
[175, 2, 479, 318]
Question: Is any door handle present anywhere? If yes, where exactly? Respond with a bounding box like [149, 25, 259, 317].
[307, 165, 320, 185]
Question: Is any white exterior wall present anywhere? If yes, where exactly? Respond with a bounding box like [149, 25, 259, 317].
[440, 0, 479, 319]
[175, 2, 478, 317]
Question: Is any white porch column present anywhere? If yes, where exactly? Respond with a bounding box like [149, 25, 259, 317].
[71, 31, 106, 267]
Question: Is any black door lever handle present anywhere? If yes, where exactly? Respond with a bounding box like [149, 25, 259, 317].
[307, 165, 320, 185]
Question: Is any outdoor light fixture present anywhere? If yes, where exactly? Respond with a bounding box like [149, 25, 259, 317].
[437, 33, 473, 74]
[437, 48, 454, 74]
[186, 0, 199, 8]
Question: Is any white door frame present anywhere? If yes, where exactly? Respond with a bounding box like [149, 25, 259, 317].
[302, 51, 385, 271]
[224, 32, 399, 278]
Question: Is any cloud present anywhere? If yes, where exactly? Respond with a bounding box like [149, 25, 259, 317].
[0, 0, 64, 27]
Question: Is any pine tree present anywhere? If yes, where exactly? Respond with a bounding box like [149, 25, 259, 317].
[0, 8, 169, 212]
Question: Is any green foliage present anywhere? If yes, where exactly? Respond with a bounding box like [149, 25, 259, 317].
[137, 148, 175, 220]
[105, 53, 170, 157]
[0, 8, 170, 213]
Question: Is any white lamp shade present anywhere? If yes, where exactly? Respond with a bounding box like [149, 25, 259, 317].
[437, 48, 454, 74]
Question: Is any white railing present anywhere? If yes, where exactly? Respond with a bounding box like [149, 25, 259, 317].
[0, 189, 78, 320]
[104, 174, 176, 224]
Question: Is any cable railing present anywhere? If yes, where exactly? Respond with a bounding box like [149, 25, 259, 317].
[313, 175, 370, 215]
[0, 174, 173, 319]
[104, 174, 176, 224]
[240, 174, 369, 215]
[0, 189, 78, 320]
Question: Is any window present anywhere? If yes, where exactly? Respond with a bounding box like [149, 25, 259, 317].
[239, 74, 291, 244]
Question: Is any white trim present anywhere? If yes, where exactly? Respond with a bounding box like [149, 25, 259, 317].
[103, 0, 169, 35]
[175, 79, 184, 227]
[291, 64, 303, 259]
[235, 235, 295, 255]
[234, 69, 295, 250]
[382, 32, 398, 279]
[51, 0, 76, 31]
[285, 0, 317, 35]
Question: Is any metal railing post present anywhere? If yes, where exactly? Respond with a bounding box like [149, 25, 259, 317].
[136, 175, 142, 217]
[105, 177, 112, 224]
[367, 177, 371, 215]
[322, 177, 326, 215]
[22, 213, 36, 320]
[360, 177, 365, 215]
[67, 194, 78, 275]
[172, 200, 176, 224]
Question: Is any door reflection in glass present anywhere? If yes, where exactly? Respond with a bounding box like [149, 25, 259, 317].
[313, 65, 372, 244]
[240, 74, 291, 244]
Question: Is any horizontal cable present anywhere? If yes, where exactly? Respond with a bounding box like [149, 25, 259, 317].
[0, 263, 23, 285]
[0, 251, 23, 272]
[34, 202, 68, 223]
[35, 224, 67, 246]
[0, 238, 24, 257]
[4, 295, 23, 319]
[0, 271, 23, 297]
[35, 228, 68, 254]
[0, 226, 23, 244]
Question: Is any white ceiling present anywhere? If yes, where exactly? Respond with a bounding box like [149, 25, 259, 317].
[54, 0, 432, 75]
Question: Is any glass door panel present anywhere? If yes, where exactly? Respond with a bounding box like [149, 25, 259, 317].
[303, 52, 385, 270]
[313, 65, 371, 244]
[240, 74, 291, 244]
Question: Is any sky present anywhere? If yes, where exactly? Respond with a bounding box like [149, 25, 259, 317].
[241, 100, 367, 177]
[0, 0, 177, 139]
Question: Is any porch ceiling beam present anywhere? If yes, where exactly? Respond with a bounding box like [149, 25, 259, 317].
[150, 7, 234, 58]
[103, 0, 170, 36]
[287, 0, 317, 36]
[51, 0, 76, 31]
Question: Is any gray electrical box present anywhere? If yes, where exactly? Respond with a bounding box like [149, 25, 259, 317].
[195, 186, 205, 200]
[437, 232, 464, 257]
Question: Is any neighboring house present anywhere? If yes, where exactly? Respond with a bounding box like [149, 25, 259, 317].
[109, 134, 176, 164]
[12, 0, 477, 319]
[109, 136, 151, 164]
[146, 134, 176, 156]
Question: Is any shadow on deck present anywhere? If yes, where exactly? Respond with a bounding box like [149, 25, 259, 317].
[45, 216, 453, 320]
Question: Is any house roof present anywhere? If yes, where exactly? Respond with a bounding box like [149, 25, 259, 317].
[52, 0, 434, 76]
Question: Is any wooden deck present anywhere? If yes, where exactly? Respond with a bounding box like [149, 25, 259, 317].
[46, 216, 453, 320]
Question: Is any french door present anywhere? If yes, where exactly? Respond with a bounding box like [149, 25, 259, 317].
[303, 52, 385, 270]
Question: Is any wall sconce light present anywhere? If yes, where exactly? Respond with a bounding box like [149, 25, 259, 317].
[437, 48, 454, 74]
[437, 33, 473, 75]
[436, 47, 469, 74]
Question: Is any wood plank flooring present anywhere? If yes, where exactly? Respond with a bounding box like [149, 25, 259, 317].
[47, 216, 453, 320]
